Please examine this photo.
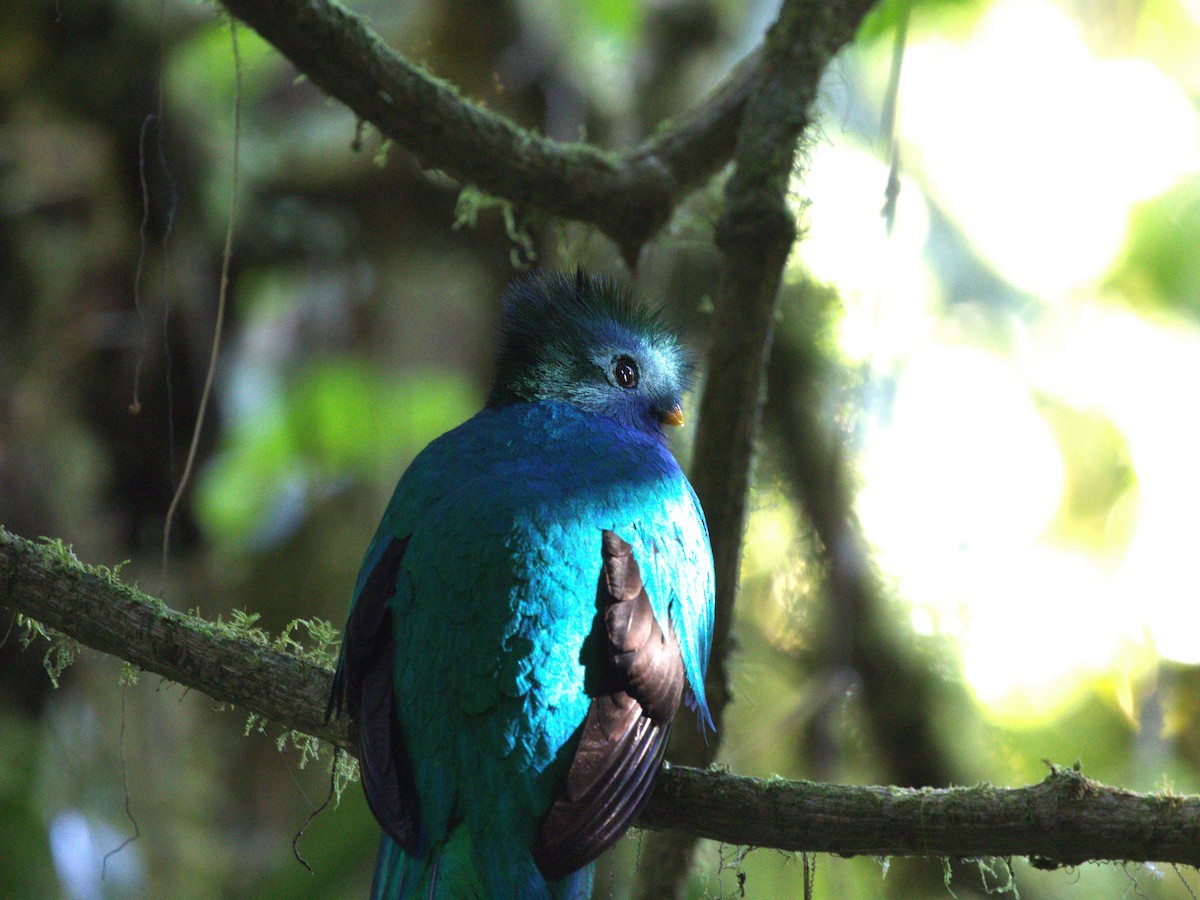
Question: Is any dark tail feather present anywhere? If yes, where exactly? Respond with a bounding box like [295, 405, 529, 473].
[551, 863, 595, 900]
[373, 827, 492, 899]
[371, 833, 408, 900]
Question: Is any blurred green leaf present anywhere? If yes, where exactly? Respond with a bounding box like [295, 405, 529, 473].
[196, 360, 478, 548]
[857, 0, 984, 44]
[1035, 396, 1139, 554]
[167, 17, 276, 119]
[1110, 174, 1200, 320]
[581, 0, 642, 43]
[0, 709, 56, 898]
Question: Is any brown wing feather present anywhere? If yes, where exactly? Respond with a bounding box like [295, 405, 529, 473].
[327, 535, 420, 850]
[533, 531, 686, 879]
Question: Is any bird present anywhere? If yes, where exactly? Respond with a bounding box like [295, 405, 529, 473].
[327, 269, 715, 899]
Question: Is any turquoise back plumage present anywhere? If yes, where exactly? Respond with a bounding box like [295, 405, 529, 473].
[330, 271, 714, 899]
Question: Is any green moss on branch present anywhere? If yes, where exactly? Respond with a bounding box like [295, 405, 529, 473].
[3, 526, 1200, 867]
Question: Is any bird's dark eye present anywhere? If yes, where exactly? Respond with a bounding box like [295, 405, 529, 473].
[613, 355, 639, 389]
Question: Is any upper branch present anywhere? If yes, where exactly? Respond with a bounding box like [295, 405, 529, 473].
[213, 0, 758, 255]
[637, 4, 881, 893]
[3, 526, 1200, 867]
[684, 0, 880, 754]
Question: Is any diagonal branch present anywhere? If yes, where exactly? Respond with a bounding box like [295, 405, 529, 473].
[640, 0, 878, 894]
[692, 0, 881, 740]
[213, 0, 759, 256]
[3, 526, 1200, 870]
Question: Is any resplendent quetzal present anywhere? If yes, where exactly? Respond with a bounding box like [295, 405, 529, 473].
[328, 269, 714, 899]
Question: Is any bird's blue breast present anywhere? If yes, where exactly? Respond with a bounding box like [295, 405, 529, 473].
[362, 400, 712, 861]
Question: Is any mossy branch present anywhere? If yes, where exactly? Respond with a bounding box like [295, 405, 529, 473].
[4, 525, 1200, 868]
[212, 0, 759, 257]
[0, 525, 353, 755]
[642, 0, 880, 893]
[694, 0, 880, 733]
[641, 762, 1200, 867]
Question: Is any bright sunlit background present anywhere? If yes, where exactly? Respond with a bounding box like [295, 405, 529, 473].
[731, 1, 1200, 891]
[796, 0, 1200, 719]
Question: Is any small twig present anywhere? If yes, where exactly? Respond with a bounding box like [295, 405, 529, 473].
[291, 749, 341, 874]
[101, 685, 141, 879]
[880, 1, 910, 233]
[1174, 864, 1199, 900]
[160, 19, 242, 587]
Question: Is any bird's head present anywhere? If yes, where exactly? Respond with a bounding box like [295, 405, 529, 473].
[488, 269, 695, 440]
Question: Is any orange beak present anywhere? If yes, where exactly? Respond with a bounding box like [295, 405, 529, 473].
[660, 404, 685, 427]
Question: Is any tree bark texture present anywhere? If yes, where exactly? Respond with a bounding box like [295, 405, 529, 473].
[639, 0, 879, 893]
[213, 0, 761, 257]
[5, 530, 1199, 869]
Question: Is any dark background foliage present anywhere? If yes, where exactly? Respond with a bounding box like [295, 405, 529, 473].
[2, 0, 1200, 897]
